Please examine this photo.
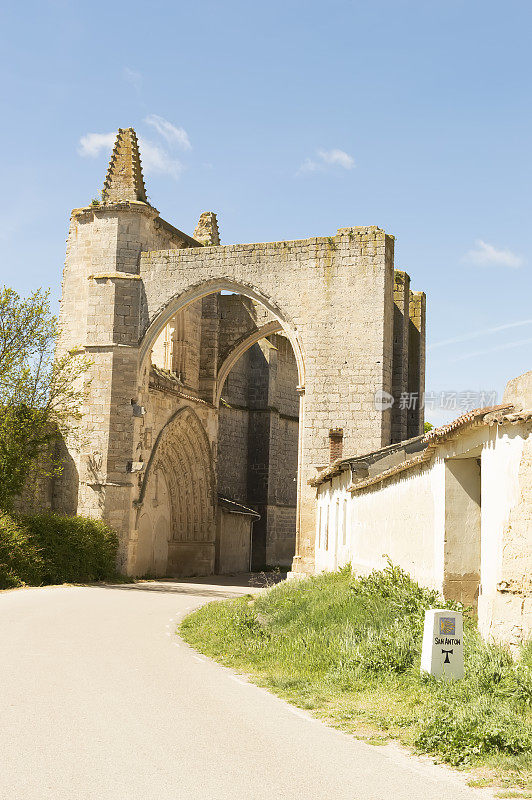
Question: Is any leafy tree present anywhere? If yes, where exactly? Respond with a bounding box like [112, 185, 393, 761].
[0, 287, 89, 510]
[424, 421, 434, 433]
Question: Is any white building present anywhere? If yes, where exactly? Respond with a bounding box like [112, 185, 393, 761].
[311, 371, 532, 646]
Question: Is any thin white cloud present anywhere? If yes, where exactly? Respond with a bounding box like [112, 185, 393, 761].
[77, 131, 183, 180]
[78, 132, 116, 157]
[463, 239, 524, 269]
[298, 158, 320, 174]
[451, 337, 532, 362]
[123, 67, 142, 92]
[138, 137, 183, 179]
[318, 148, 355, 169]
[144, 114, 191, 150]
[298, 148, 355, 175]
[429, 319, 532, 350]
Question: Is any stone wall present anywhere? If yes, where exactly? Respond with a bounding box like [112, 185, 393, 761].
[151, 300, 203, 391]
[54, 200, 200, 568]
[392, 271, 410, 442]
[407, 291, 426, 437]
[478, 423, 532, 646]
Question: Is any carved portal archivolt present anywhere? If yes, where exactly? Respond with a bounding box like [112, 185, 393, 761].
[133, 407, 216, 576]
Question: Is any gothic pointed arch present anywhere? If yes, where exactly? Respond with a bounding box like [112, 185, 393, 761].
[134, 406, 216, 576]
[138, 278, 306, 389]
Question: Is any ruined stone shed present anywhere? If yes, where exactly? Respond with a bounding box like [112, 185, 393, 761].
[52, 127, 426, 578]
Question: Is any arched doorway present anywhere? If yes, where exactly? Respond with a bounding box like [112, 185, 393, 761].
[134, 407, 216, 577]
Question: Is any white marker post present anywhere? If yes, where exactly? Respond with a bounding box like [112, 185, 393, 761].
[420, 609, 464, 680]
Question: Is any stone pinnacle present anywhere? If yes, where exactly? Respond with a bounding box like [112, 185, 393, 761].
[101, 128, 148, 204]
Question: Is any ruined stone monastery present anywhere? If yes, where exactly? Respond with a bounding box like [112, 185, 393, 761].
[51, 127, 426, 578]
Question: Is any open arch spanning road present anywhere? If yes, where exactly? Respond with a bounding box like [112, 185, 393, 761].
[1, 578, 495, 800]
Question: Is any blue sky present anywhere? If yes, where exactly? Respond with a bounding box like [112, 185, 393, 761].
[1, 0, 530, 424]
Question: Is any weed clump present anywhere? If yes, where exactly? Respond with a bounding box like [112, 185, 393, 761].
[350, 620, 418, 674]
[416, 698, 532, 765]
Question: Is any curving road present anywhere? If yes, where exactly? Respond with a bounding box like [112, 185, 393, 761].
[0, 578, 495, 800]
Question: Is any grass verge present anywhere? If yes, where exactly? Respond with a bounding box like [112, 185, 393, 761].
[180, 563, 532, 788]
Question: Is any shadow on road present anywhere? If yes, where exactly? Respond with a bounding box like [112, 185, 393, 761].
[87, 572, 287, 599]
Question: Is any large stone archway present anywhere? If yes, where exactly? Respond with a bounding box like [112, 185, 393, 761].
[55, 128, 426, 576]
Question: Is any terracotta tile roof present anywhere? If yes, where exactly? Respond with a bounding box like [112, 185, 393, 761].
[309, 435, 425, 487]
[338, 403, 532, 495]
[423, 404, 515, 443]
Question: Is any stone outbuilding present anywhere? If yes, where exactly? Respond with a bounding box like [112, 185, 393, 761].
[311, 371, 532, 646]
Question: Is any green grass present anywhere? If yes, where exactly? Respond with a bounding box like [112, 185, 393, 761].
[180, 563, 532, 787]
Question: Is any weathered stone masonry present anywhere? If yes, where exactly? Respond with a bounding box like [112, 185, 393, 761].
[54, 127, 426, 577]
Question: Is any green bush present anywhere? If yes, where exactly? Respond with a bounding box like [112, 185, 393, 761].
[0, 511, 118, 589]
[0, 512, 43, 588]
[22, 513, 119, 584]
[351, 559, 465, 633]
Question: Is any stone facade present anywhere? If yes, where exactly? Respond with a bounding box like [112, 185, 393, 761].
[53, 127, 426, 577]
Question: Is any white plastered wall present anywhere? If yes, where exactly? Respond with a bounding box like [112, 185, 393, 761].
[479, 425, 529, 643]
[315, 459, 445, 591]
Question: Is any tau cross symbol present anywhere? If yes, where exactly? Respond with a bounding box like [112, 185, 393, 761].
[441, 648, 453, 664]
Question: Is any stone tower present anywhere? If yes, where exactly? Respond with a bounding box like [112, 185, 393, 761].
[56, 128, 201, 554]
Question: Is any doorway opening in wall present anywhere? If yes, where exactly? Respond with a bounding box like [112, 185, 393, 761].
[444, 453, 482, 608]
[143, 289, 301, 576]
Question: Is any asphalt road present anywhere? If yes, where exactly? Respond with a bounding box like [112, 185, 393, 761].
[0, 578, 495, 800]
